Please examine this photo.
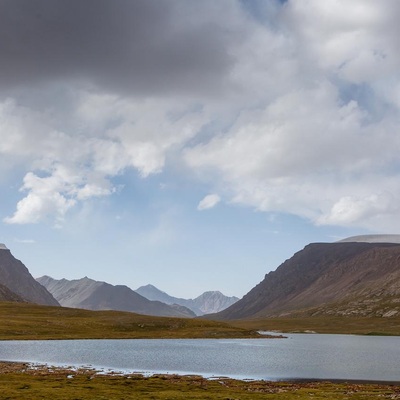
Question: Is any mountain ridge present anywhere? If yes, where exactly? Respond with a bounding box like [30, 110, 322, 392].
[37, 276, 196, 318]
[211, 238, 400, 320]
[0, 246, 59, 306]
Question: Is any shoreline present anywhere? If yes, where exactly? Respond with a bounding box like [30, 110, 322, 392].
[1, 361, 400, 386]
[1, 361, 400, 399]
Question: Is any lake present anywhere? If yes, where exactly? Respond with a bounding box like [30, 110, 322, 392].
[0, 334, 399, 382]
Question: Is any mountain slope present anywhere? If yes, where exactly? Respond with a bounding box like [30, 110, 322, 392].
[212, 239, 400, 320]
[0, 283, 25, 302]
[37, 276, 195, 318]
[0, 245, 59, 306]
[135, 284, 239, 315]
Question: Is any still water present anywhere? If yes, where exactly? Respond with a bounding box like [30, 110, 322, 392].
[0, 334, 399, 382]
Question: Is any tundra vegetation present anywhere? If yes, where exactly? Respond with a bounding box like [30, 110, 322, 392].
[0, 362, 399, 400]
[0, 302, 260, 340]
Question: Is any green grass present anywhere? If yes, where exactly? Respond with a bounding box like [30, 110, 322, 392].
[0, 362, 399, 399]
[0, 301, 260, 340]
[230, 316, 400, 335]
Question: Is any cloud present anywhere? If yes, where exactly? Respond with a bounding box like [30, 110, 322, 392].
[197, 194, 221, 211]
[0, 0, 244, 97]
[184, 0, 400, 231]
[317, 193, 399, 226]
[1, 93, 206, 224]
[3, 163, 115, 225]
[1, 0, 400, 232]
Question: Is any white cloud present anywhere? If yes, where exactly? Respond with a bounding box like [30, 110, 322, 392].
[1, 0, 400, 232]
[3, 163, 114, 225]
[197, 194, 221, 211]
[4, 170, 76, 224]
[1, 92, 207, 224]
[317, 193, 400, 226]
[185, 75, 400, 229]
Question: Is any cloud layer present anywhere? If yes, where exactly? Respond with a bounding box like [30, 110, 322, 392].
[1, 0, 400, 231]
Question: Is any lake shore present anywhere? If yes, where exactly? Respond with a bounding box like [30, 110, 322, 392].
[1, 361, 399, 399]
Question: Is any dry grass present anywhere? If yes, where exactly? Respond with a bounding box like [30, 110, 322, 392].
[0, 362, 399, 399]
[0, 301, 261, 340]
[230, 316, 400, 335]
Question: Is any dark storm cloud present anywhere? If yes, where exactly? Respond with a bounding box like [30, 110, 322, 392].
[0, 0, 237, 96]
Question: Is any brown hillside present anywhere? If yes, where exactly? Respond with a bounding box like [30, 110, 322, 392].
[0, 248, 59, 306]
[0, 283, 25, 302]
[212, 242, 400, 320]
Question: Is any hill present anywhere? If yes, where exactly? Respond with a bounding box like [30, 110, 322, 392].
[0, 245, 59, 306]
[37, 276, 195, 318]
[135, 284, 239, 315]
[212, 236, 400, 320]
[0, 301, 260, 340]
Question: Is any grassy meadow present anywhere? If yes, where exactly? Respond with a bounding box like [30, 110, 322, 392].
[0, 301, 261, 340]
[0, 362, 399, 400]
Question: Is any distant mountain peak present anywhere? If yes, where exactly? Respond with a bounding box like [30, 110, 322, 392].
[135, 285, 239, 316]
[142, 284, 157, 288]
[140, 283, 167, 293]
[201, 290, 223, 296]
[0, 244, 9, 250]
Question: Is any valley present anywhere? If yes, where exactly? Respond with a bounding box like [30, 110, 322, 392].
[3, 236, 400, 337]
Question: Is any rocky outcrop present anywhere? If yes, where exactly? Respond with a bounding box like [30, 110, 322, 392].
[37, 276, 196, 318]
[211, 238, 400, 320]
[0, 246, 59, 306]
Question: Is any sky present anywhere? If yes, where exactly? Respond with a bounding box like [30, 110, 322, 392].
[1, 0, 400, 299]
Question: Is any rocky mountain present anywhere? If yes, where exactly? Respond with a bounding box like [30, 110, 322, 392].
[192, 291, 240, 315]
[135, 284, 239, 315]
[0, 244, 59, 306]
[37, 276, 196, 318]
[0, 283, 25, 302]
[212, 235, 400, 320]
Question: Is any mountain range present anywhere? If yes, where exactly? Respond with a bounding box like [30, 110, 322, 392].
[37, 276, 196, 318]
[212, 235, 400, 320]
[3, 234, 400, 322]
[0, 242, 238, 318]
[135, 284, 239, 315]
[37, 276, 238, 317]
